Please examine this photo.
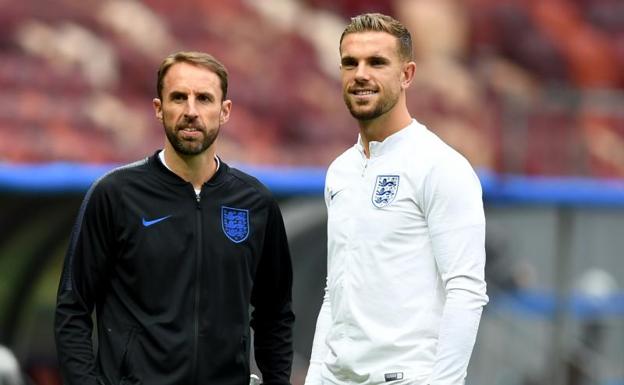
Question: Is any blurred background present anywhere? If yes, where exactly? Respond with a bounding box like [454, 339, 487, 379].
[0, 0, 623, 384]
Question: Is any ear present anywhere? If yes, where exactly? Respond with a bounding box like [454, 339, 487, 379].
[401, 61, 417, 90]
[153, 98, 163, 121]
[219, 99, 232, 125]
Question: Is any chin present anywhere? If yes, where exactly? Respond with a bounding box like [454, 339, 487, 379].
[350, 109, 379, 121]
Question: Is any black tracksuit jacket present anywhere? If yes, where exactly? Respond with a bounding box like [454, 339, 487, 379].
[55, 152, 294, 385]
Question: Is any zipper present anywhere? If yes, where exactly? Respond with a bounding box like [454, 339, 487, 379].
[191, 191, 202, 384]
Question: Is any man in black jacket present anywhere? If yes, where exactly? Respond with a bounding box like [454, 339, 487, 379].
[55, 51, 295, 385]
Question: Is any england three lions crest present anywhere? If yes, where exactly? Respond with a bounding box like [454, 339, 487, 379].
[372, 175, 400, 208]
[222, 206, 249, 243]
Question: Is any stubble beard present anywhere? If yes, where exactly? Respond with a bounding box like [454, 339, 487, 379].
[344, 90, 399, 122]
[164, 120, 219, 156]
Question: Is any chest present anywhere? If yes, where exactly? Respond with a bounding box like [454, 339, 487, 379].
[326, 159, 427, 241]
[111, 187, 266, 274]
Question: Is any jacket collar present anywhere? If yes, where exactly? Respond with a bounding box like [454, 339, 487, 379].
[149, 150, 228, 187]
[355, 119, 418, 158]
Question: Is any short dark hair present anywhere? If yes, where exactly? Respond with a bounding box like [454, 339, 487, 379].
[156, 51, 229, 100]
[340, 13, 413, 61]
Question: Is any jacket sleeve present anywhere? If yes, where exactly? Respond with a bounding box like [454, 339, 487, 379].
[304, 170, 334, 385]
[250, 199, 295, 385]
[55, 180, 115, 385]
[422, 157, 489, 385]
[303, 278, 331, 385]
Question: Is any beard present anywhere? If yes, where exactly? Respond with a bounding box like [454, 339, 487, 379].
[343, 87, 400, 121]
[164, 119, 219, 156]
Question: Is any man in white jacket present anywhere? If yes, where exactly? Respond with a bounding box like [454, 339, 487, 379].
[304, 13, 488, 385]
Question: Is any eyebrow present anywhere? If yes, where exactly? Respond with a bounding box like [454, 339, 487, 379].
[341, 54, 390, 64]
[167, 90, 215, 100]
[195, 91, 216, 101]
[341, 56, 357, 65]
[369, 55, 390, 63]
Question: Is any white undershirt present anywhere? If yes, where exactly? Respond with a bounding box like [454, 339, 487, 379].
[158, 149, 220, 196]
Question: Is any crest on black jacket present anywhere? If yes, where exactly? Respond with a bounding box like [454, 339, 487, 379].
[221, 206, 249, 243]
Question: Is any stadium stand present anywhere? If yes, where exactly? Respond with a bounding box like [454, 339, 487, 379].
[0, 0, 622, 176]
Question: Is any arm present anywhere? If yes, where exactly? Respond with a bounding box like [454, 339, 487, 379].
[304, 280, 332, 385]
[251, 199, 295, 385]
[55, 182, 114, 385]
[304, 175, 335, 385]
[423, 158, 489, 385]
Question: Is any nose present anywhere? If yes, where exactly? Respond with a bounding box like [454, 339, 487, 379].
[354, 63, 369, 81]
[184, 98, 199, 119]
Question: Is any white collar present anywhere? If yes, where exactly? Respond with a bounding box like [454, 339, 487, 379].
[158, 149, 220, 172]
[356, 119, 418, 158]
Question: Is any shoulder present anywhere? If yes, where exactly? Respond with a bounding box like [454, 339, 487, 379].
[226, 166, 275, 202]
[84, 157, 151, 202]
[417, 128, 482, 201]
[327, 146, 358, 176]
[406, 121, 475, 175]
[72, 157, 150, 222]
[396, 123, 481, 206]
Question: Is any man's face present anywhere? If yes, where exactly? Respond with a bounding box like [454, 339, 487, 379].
[340, 31, 406, 121]
[153, 62, 231, 156]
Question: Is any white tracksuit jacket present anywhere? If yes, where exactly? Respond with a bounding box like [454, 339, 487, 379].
[306, 120, 488, 385]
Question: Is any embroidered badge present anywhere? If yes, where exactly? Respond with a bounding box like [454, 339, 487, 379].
[221, 206, 249, 243]
[372, 175, 399, 208]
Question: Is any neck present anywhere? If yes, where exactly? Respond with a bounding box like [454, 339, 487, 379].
[358, 104, 412, 157]
[163, 144, 218, 190]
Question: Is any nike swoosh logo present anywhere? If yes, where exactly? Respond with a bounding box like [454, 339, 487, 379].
[330, 189, 344, 200]
[142, 215, 172, 227]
